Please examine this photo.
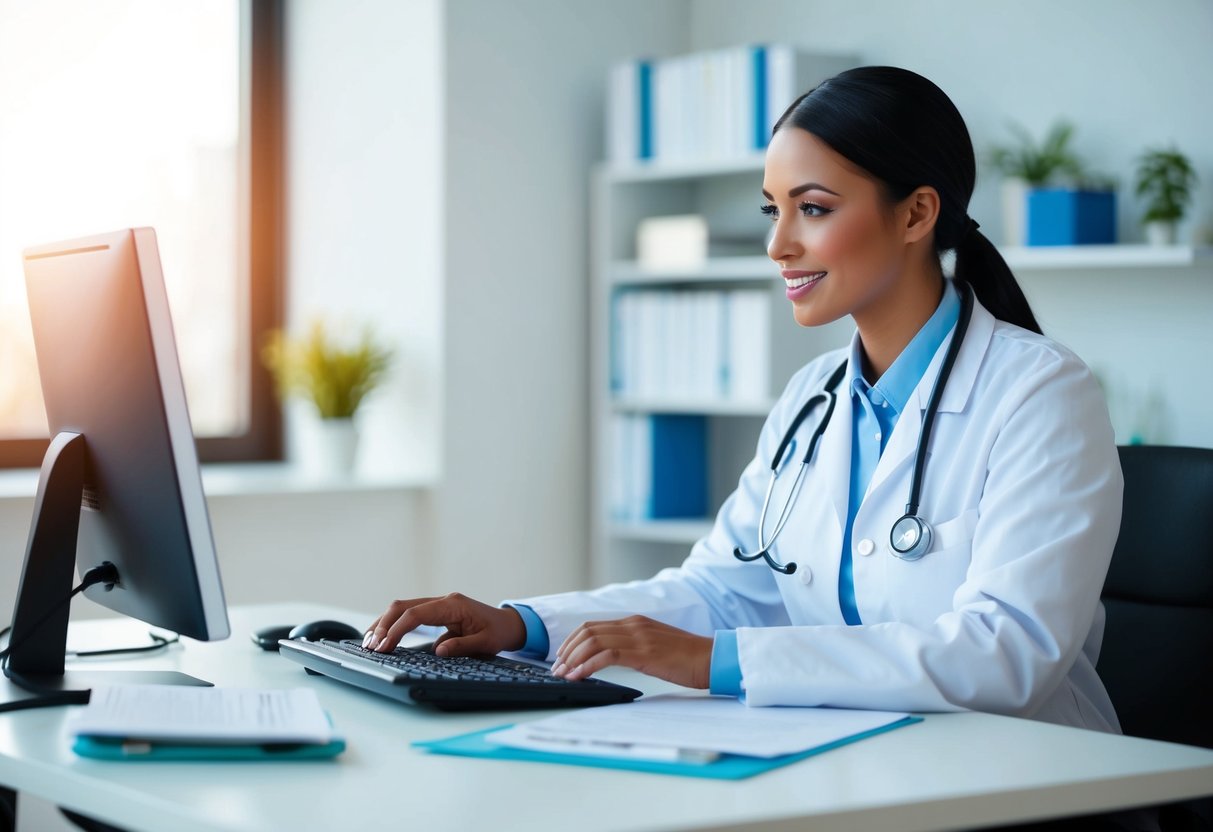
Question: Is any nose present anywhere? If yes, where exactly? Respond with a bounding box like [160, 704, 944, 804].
[766, 216, 801, 264]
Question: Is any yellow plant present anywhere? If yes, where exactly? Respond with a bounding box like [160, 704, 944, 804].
[261, 321, 393, 419]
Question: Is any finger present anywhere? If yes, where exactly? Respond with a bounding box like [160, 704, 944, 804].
[555, 618, 626, 665]
[376, 597, 463, 652]
[365, 597, 436, 647]
[361, 615, 382, 647]
[556, 616, 649, 663]
[562, 640, 633, 681]
[433, 630, 499, 657]
[554, 627, 636, 677]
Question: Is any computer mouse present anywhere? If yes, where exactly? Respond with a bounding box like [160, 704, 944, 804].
[251, 624, 295, 651]
[287, 619, 364, 643]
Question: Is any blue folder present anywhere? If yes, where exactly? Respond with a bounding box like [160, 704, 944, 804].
[413, 716, 922, 780]
[73, 735, 346, 761]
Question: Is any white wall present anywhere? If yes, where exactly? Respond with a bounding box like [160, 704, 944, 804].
[284, 0, 444, 482]
[432, 0, 690, 600]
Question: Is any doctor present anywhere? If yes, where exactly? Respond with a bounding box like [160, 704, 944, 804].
[365, 66, 1124, 733]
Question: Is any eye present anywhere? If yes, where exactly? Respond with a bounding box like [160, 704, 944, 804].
[759, 203, 778, 220]
[799, 201, 831, 218]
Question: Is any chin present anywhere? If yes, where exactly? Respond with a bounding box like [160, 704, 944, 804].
[791, 302, 844, 329]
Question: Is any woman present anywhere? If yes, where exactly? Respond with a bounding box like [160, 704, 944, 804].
[365, 66, 1123, 733]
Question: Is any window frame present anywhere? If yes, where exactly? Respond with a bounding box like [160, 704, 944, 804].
[0, 0, 284, 469]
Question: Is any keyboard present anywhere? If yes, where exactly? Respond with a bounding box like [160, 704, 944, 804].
[327, 639, 573, 684]
[277, 637, 643, 711]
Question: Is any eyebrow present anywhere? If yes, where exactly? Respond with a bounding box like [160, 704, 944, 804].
[762, 182, 841, 199]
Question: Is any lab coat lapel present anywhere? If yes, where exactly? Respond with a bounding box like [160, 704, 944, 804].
[864, 294, 996, 500]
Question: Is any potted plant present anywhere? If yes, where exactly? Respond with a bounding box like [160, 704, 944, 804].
[988, 120, 1115, 246]
[1134, 145, 1198, 246]
[261, 320, 393, 475]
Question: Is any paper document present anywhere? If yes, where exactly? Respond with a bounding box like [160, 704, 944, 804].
[485, 694, 912, 759]
[70, 685, 335, 745]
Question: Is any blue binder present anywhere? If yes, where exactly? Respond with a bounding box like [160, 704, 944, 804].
[648, 414, 707, 518]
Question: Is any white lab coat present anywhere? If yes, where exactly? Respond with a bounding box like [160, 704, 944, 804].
[512, 294, 1124, 732]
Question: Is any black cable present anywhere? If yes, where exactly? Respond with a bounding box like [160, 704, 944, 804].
[0, 563, 123, 712]
[0, 562, 119, 662]
[0, 627, 179, 659]
[69, 631, 180, 658]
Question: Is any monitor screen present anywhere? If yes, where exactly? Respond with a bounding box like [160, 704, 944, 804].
[14, 228, 229, 668]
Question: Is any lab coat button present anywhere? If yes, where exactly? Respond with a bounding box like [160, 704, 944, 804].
[857, 538, 875, 557]
[798, 564, 813, 584]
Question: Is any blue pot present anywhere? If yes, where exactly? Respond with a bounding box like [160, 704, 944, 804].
[1026, 188, 1116, 246]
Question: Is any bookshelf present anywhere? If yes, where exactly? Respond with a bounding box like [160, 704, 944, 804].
[589, 149, 854, 585]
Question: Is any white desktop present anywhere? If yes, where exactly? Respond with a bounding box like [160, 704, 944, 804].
[1, 602, 1212, 832]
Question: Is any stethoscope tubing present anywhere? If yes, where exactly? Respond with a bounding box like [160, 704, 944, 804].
[733, 281, 974, 573]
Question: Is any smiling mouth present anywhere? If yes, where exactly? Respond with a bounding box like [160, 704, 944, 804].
[785, 272, 826, 289]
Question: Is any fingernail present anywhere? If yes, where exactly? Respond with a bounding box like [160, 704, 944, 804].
[362, 632, 374, 648]
[372, 638, 385, 651]
[551, 663, 564, 677]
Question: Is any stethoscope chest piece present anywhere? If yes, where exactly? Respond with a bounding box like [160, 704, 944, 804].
[890, 514, 933, 561]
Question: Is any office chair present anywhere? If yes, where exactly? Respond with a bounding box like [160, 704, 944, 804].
[1097, 444, 1213, 832]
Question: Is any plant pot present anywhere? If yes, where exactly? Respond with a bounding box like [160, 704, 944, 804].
[298, 417, 360, 476]
[1027, 188, 1116, 246]
[1143, 220, 1177, 246]
[1001, 178, 1028, 247]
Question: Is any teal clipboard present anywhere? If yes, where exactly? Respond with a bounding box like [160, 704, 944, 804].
[413, 715, 922, 780]
[72, 735, 346, 761]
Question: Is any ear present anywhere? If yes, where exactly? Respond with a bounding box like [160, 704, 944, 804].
[899, 186, 940, 244]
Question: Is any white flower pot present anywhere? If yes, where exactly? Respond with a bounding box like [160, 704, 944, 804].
[1144, 220, 1177, 246]
[1001, 178, 1028, 247]
[298, 417, 360, 477]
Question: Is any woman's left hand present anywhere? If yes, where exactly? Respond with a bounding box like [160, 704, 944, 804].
[551, 615, 713, 689]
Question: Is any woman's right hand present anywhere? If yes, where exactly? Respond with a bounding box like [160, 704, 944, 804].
[363, 593, 527, 657]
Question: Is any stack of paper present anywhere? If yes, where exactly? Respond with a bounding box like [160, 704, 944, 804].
[69, 684, 345, 760]
[484, 693, 915, 764]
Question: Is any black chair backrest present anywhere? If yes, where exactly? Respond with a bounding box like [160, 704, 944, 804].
[1096, 445, 1213, 749]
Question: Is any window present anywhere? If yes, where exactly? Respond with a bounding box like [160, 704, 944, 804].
[0, 0, 282, 467]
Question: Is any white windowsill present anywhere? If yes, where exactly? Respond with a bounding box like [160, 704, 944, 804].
[0, 462, 433, 502]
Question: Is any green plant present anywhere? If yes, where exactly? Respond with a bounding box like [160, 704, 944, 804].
[988, 120, 1087, 186]
[261, 321, 393, 419]
[1134, 146, 1198, 223]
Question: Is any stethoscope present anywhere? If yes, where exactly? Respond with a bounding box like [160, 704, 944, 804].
[733, 281, 973, 574]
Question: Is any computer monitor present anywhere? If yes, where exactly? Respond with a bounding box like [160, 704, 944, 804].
[3, 227, 230, 701]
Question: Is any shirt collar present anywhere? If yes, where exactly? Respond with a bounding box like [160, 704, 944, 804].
[848, 280, 961, 414]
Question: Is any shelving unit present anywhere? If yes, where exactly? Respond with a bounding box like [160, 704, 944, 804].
[589, 147, 853, 585]
[1001, 244, 1213, 271]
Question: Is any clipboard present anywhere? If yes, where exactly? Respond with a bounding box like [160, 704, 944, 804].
[413, 715, 922, 780]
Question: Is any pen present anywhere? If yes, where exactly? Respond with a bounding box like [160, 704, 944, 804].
[522, 732, 720, 765]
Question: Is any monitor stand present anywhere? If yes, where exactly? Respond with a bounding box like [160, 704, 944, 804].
[1, 432, 208, 708]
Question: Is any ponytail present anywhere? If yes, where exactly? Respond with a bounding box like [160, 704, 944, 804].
[953, 222, 1043, 335]
[774, 66, 1043, 335]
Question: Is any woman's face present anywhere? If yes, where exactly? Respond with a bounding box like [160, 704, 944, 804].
[763, 128, 916, 329]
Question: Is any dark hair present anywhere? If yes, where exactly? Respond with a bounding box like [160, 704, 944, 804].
[774, 66, 1042, 334]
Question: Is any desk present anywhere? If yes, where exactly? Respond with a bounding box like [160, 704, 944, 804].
[2, 603, 1211, 832]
